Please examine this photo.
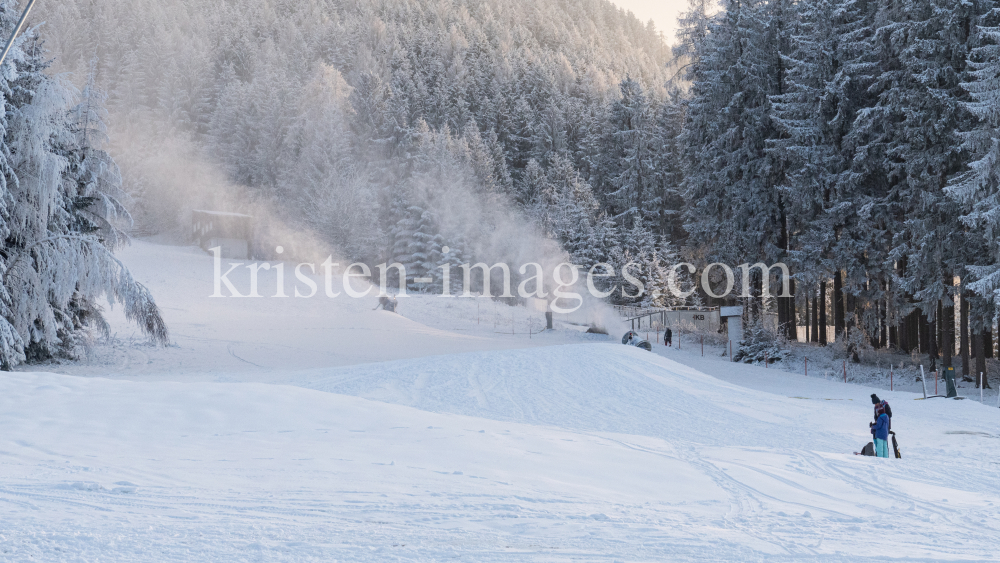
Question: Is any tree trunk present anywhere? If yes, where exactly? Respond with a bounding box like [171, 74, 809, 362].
[834, 270, 845, 339]
[960, 290, 970, 378]
[786, 278, 797, 341]
[987, 328, 994, 359]
[943, 293, 955, 370]
[811, 290, 819, 343]
[751, 271, 763, 329]
[908, 313, 914, 353]
[879, 299, 887, 349]
[974, 330, 988, 389]
[917, 312, 927, 353]
[804, 290, 810, 343]
[928, 306, 938, 372]
[777, 283, 787, 338]
[937, 300, 943, 356]
[819, 280, 828, 345]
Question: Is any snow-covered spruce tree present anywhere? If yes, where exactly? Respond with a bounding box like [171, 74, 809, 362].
[649, 89, 688, 245]
[389, 198, 420, 290]
[680, 0, 790, 341]
[527, 154, 606, 266]
[600, 219, 690, 308]
[732, 315, 786, 364]
[883, 0, 981, 335]
[832, 0, 988, 352]
[0, 29, 166, 367]
[598, 77, 658, 229]
[769, 0, 851, 341]
[948, 7, 1000, 306]
[391, 203, 443, 293]
[285, 64, 385, 265]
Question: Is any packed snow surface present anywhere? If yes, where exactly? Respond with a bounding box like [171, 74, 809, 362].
[2, 242, 999, 561]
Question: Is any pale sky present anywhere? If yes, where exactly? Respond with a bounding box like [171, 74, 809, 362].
[609, 0, 690, 45]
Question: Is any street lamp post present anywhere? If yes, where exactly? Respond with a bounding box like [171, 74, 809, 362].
[0, 0, 38, 69]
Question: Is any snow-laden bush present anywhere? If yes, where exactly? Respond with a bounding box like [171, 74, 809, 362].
[733, 316, 787, 365]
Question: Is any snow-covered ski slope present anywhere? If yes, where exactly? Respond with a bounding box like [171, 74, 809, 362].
[2, 242, 999, 561]
[58, 241, 604, 380]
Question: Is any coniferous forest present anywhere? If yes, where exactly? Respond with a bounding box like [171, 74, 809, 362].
[6, 0, 1000, 376]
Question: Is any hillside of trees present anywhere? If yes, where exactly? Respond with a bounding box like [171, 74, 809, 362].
[678, 0, 1000, 381]
[34, 0, 678, 279]
[24, 0, 1000, 377]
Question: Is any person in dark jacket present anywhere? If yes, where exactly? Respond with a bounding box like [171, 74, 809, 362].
[870, 412, 890, 457]
[871, 394, 892, 430]
[665, 328, 673, 347]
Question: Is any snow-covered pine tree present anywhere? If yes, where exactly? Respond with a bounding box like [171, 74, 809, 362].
[409, 208, 444, 293]
[676, 0, 731, 264]
[681, 0, 790, 333]
[528, 154, 604, 268]
[894, 0, 991, 360]
[284, 64, 384, 265]
[948, 7, 1000, 309]
[770, 0, 851, 341]
[840, 0, 987, 351]
[649, 89, 687, 245]
[603, 219, 658, 306]
[389, 198, 420, 291]
[0, 27, 167, 367]
[599, 77, 657, 229]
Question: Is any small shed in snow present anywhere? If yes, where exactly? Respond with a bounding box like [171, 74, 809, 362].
[721, 306, 743, 344]
[662, 306, 721, 333]
[192, 210, 254, 259]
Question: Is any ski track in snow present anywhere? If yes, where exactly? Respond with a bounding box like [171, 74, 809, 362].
[2, 242, 999, 561]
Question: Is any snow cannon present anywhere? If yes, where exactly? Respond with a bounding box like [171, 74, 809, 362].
[622, 331, 652, 351]
[376, 295, 398, 313]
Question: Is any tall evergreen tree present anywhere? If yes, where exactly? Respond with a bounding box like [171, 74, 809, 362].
[0, 26, 167, 367]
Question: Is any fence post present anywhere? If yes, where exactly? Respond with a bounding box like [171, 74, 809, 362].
[890, 364, 893, 391]
[805, 357, 808, 377]
[701, 335, 704, 357]
[729, 340, 732, 361]
[765, 351, 768, 367]
[843, 360, 846, 383]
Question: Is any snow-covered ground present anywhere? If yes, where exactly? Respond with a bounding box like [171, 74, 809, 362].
[2, 241, 999, 561]
[52, 242, 605, 381]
